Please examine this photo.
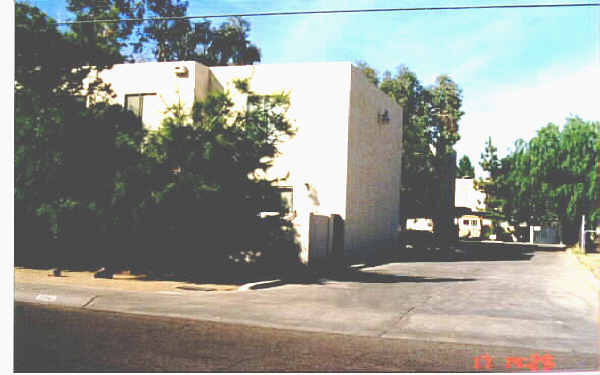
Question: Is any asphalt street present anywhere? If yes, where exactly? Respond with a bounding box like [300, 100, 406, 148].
[14, 243, 600, 371]
[13, 302, 598, 372]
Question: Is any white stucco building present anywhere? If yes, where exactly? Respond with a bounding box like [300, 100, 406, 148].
[87, 61, 403, 264]
[455, 178, 490, 238]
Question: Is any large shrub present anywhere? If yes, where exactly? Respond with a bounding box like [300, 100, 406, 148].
[135, 82, 299, 276]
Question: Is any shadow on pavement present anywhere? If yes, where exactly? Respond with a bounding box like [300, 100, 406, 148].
[280, 242, 541, 285]
[321, 270, 476, 284]
[344, 241, 539, 273]
[283, 266, 477, 285]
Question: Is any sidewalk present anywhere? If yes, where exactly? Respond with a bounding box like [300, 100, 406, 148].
[15, 267, 242, 293]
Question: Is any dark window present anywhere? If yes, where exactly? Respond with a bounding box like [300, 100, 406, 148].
[463, 220, 469, 225]
[125, 94, 142, 117]
[125, 93, 156, 118]
[263, 186, 293, 213]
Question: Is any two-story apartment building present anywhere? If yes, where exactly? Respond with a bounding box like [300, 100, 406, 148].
[87, 61, 403, 264]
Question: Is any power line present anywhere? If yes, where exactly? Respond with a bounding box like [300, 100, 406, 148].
[55, 3, 600, 25]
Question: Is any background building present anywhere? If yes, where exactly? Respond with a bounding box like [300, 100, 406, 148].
[455, 178, 490, 238]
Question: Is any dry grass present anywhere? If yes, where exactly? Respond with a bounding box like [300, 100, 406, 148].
[567, 247, 600, 280]
[14, 267, 241, 292]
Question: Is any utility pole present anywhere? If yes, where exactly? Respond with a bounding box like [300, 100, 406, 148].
[529, 226, 534, 244]
[581, 215, 586, 252]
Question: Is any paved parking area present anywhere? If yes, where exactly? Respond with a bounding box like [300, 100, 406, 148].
[15, 244, 598, 355]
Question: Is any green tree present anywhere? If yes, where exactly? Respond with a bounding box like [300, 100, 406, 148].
[477, 137, 505, 215]
[537, 118, 599, 243]
[457, 155, 475, 178]
[206, 17, 261, 66]
[16, 3, 294, 277]
[137, 0, 190, 61]
[379, 66, 435, 229]
[67, 0, 261, 65]
[355, 60, 379, 86]
[16, 2, 120, 97]
[428, 75, 463, 157]
[479, 137, 500, 177]
[377, 66, 463, 240]
[15, 3, 147, 269]
[478, 118, 600, 244]
[498, 139, 527, 225]
[428, 75, 463, 240]
[140, 81, 297, 275]
[66, 0, 144, 62]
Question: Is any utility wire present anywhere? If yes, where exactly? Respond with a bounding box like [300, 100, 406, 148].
[55, 3, 600, 25]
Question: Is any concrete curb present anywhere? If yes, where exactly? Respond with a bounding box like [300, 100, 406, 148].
[237, 279, 285, 291]
[566, 249, 600, 291]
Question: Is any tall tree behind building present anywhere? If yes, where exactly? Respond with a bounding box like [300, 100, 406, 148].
[358, 63, 463, 237]
[457, 155, 475, 178]
[379, 66, 435, 229]
[66, 0, 261, 65]
[477, 118, 600, 244]
[476, 137, 507, 215]
[66, 0, 144, 62]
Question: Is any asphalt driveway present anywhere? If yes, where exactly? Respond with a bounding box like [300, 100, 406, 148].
[15, 243, 598, 355]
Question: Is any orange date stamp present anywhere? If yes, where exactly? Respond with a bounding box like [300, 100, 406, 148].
[474, 353, 555, 371]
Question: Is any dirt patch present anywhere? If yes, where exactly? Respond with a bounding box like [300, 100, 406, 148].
[14, 268, 241, 292]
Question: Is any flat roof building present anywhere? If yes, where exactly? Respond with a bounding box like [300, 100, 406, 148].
[88, 61, 403, 264]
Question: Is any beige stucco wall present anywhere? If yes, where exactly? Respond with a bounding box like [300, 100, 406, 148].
[344, 66, 403, 259]
[209, 62, 353, 263]
[90, 61, 403, 264]
[88, 61, 207, 130]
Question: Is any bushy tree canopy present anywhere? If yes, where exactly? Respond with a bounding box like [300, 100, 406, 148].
[66, 0, 261, 65]
[477, 117, 600, 244]
[16, 3, 146, 268]
[358, 63, 463, 234]
[355, 60, 379, 86]
[139, 83, 296, 273]
[15, 4, 296, 276]
[16, 3, 120, 97]
[457, 155, 475, 178]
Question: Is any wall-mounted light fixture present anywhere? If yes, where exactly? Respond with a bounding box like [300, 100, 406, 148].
[174, 65, 189, 77]
[377, 109, 390, 124]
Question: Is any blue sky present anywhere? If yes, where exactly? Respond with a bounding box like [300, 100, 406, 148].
[27, 0, 600, 176]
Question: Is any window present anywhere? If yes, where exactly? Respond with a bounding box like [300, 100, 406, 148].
[125, 93, 156, 119]
[262, 186, 293, 214]
[471, 220, 479, 226]
[463, 220, 469, 225]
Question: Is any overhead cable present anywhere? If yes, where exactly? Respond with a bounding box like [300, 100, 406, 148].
[54, 3, 600, 25]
